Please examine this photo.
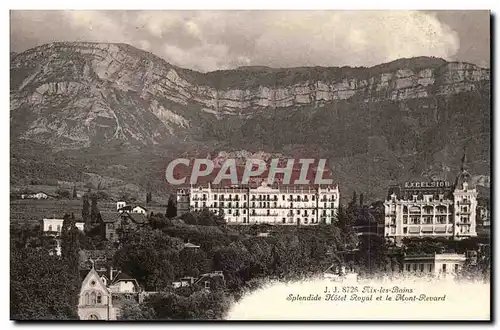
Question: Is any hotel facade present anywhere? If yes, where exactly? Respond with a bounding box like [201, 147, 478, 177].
[384, 157, 478, 241]
[176, 182, 340, 225]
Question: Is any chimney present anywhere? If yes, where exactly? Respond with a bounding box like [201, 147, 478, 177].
[110, 266, 113, 281]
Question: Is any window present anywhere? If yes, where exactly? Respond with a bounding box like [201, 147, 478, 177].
[427, 264, 432, 272]
[90, 292, 97, 305]
[107, 223, 114, 229]
[48, 225, 52, 231]
[403, 227, 408, 234]
[97, 293, 102, 304]
[282, 195, 285, 201]
[312, 210, 315, 215]
[442, 264, 447, 272]
[312, 196, 315, 201]
[296, 210, 300, 215]
[282, 218, 286, 224]
[109, 233, 114, 239]
[412, 264, 417, 271]
[243, 209, 246, 214]
[454, 264, 459, 273]
[57, 225, 61, 232]
[204, 281, 210, 289]
[419, 264, 424, 272]
[85, 292, 90, 305]
[405, 264, 410, 271]
[214, 194, 217, 200]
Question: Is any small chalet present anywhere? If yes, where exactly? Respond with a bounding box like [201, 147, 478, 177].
[132, 205, 148, 215]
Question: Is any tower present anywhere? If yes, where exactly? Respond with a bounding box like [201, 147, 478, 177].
[452, 149, 478, 239]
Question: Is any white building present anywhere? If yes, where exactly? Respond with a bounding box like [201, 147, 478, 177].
[41, 218, 85, 234]
[176, 182, 340, 225]
[384, 156, 478, 241]
[403, 253, 466, 279]
[132, 206, 148, 215]
[116, 201, 127, 212]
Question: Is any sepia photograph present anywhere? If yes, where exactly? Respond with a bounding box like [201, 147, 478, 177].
[9, 9, 491, 322]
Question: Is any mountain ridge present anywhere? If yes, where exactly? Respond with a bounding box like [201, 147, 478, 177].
[10, 42, 491, 201]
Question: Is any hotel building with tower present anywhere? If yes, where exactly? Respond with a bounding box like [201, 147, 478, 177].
[384, 153, 478, 242]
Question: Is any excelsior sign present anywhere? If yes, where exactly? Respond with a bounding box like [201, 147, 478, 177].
[404, 181, 451, 188]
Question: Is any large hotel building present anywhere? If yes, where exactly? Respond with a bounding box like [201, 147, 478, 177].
[176, 182, 340, 225]
[384, 157, 478, 241]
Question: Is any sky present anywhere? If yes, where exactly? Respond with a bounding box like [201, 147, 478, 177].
[10, 10, 490, 72]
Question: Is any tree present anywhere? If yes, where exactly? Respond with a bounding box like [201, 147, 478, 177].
[90, 194, 99, 224]
[117, 299, 156, 320]
[82, 195, 90, 223]
[11, 248, 80, 320]
[55, 188, 71, 199]
[113, 227, 184, 291]
[166, 196, 177, 219]
[350, 191, 358, 207]
[61, 214, 81, 272]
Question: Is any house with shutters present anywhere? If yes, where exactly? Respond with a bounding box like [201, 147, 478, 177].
[99, 212, 148, 241]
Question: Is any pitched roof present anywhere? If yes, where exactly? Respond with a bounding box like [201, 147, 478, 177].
[128, 213, 148, 224]
[133, 205, 148, 211]
[110, 271, 139, 288]
[184, 242, 200, 248]
[100, 212, 123, 223]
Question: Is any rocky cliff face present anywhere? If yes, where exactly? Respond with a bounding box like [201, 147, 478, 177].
[11, 42, 490, 149]
[10, 42, 491, 200]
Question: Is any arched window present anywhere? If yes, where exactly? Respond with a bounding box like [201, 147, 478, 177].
[48, 225, 52, 232]
[90, 292, 97, 305]
[84, 292, 90, 305]
[96, 292, 102, 304]
[88, 314, 99, 320]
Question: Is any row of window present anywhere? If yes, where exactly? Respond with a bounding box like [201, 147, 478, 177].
[404, 263, 460, 273]
[194, 201, 337, 209]
[195, 208, 336, 217]
[83, 291, 103, 305]
[192, 194, 337, 202]
[47, 225, 61, 232]
[237, 217, 327, 224]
